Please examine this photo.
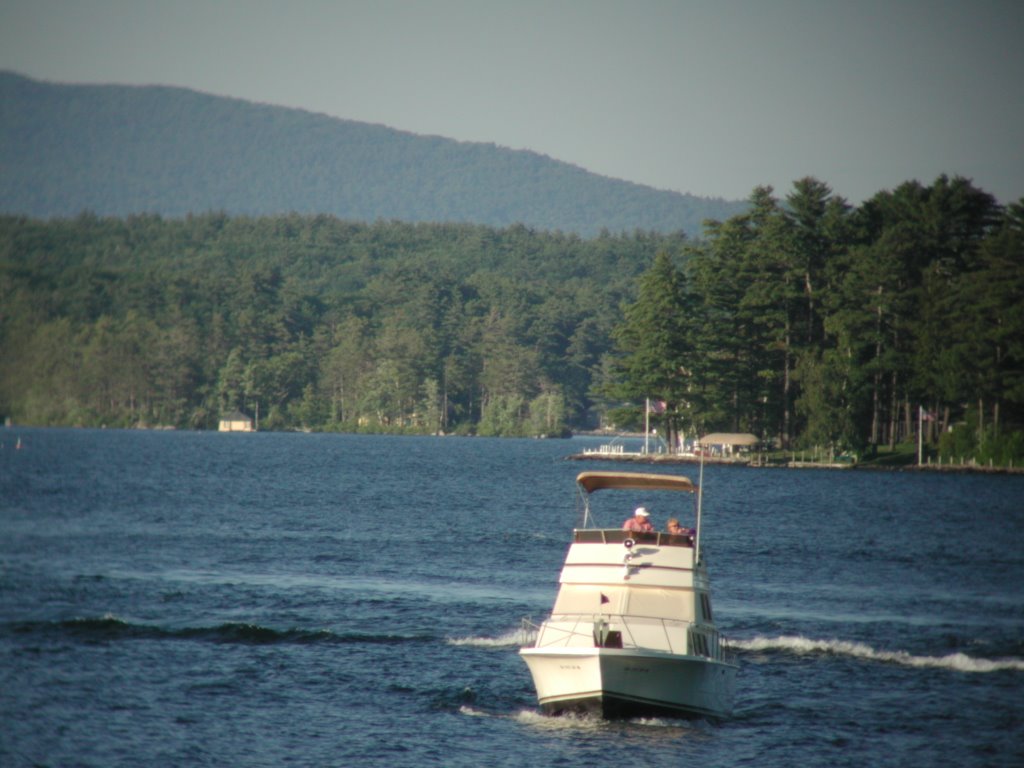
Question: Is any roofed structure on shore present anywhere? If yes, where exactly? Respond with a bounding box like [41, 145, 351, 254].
[218, 410, 254, 432]
[698, 433, 758, 447]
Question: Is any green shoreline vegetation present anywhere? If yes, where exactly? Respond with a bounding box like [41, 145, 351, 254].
[2, 175, 1022, 467]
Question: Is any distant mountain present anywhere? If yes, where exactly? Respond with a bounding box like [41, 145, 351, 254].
[0, 72, 745, 237]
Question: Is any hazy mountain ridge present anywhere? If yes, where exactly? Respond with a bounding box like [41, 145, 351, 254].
[0, 71, 746, 236]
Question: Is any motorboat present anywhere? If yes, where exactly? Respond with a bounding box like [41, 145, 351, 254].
[519, 469, 737, 719]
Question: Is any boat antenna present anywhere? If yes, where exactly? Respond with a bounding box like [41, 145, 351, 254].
[695, 449, 705, 564]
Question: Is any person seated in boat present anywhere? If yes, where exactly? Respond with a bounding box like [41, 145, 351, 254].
[622, 506, 655, 532]
[666, 517, 694, 537]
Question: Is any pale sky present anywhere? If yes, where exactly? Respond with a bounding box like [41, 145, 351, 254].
[2, 0, 1022, 205]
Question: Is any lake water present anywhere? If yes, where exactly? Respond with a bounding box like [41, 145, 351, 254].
[2, 429, 1022, 767]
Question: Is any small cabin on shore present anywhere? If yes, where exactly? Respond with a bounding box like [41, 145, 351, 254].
[698, 432, 758, 457]
[218, 410, 254, 432]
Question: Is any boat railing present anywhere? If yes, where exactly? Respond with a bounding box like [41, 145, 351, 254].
[526, 613, 597, 648]
[523, 612, 734, 665]
[529, 612, 701, 655]
[573, 529, 694, 548]
[519, 617, 541, 645]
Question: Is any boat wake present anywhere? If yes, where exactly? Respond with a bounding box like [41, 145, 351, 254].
[728, 634, 1024, 673]
[446, 628, 531, 648]
[513, 709, 609, 731]
[2, 615, 435, 646]
[452, 707, 605, 729]
[512, 708, 707, 735]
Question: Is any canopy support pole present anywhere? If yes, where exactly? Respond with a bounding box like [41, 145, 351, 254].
[695, 452, 705, 564]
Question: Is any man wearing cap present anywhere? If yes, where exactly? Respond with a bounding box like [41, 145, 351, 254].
[622, 506, 655, 532]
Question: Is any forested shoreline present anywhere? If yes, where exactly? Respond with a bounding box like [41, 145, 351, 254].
[610, 176, 1023, 464]
[2, 174, 1022, 462]
[0, 214, 673, 436]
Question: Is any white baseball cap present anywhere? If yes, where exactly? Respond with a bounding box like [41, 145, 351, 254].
[635, 506, 650, 517]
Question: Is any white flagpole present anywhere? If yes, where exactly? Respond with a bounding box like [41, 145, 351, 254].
[917, 405, 923, 465]
[644, 398, 650, 455]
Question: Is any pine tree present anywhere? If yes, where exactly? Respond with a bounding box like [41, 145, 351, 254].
[608, 251, 699, 450]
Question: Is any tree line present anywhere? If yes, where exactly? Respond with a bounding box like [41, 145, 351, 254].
[607, 175, 1024, 464]
[2, 173, 1021, 463]
[0, 213, 674, 435]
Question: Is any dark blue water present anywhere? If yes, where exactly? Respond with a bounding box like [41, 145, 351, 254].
[2, 429, 1022, 767]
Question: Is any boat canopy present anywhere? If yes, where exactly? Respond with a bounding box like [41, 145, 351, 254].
[576, 471, 696, 494]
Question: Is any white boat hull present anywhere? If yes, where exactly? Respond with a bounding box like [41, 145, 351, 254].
[520, 645, 737, 719]
[520, 472, 737, 720]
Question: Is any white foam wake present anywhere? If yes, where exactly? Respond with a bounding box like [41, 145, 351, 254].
[447, 627, 533, 648]
[728, 635, 1024, 673]
[513, 709, 607, 731]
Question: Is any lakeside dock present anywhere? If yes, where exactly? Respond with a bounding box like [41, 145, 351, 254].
[565, 447, 1024, 475]
[566, 448, 751, 466]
